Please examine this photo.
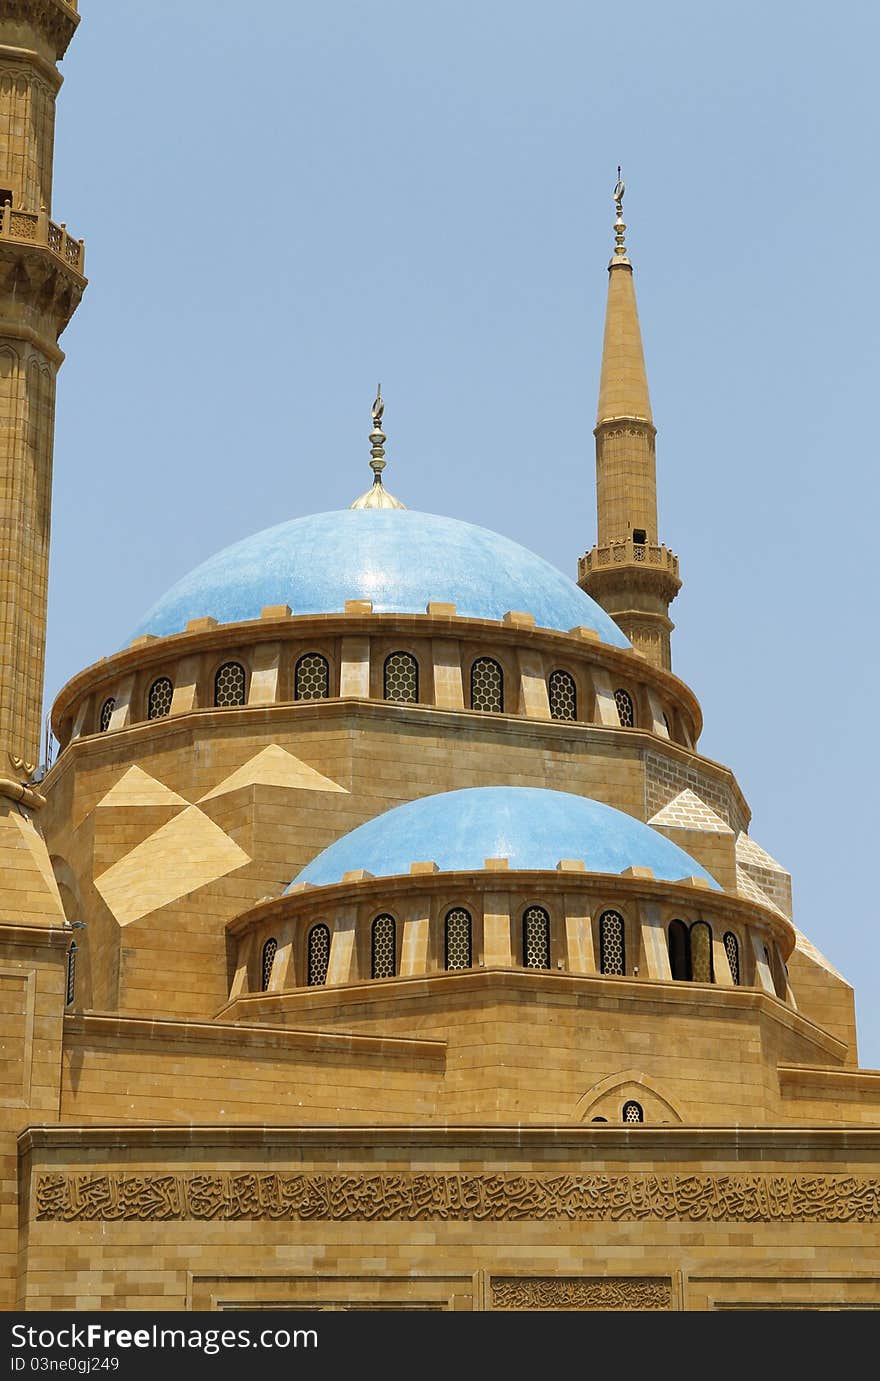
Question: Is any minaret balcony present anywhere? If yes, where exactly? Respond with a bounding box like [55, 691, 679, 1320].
[578, 539, 679, 583]
[0, 203, 85, 277]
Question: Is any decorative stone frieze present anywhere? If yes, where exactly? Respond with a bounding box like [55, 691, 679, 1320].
[34, 1170, 880, 1224]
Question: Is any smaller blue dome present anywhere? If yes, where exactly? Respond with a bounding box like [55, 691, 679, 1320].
[288, 787, 720, 890]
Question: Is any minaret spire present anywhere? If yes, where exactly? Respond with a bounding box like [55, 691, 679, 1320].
[578, 174, 680, 671]
[350, 384, 406, 509]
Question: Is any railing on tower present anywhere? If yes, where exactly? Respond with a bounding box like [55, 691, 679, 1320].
[0, 202, 85, 274]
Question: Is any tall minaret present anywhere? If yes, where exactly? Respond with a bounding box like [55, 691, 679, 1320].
[578, 175, 680, 671]
[0, 0, 86, 778]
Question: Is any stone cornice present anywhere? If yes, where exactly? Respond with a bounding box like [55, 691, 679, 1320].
[0, 775, 46, 808]
[19, 1122, 880, 1156]
[0, 0, 79, 60]
[778, 1063, 880, 1093]
[0, 318, 64, 366]
[594, 413, 657, 439]
[580, 563, 682, 606]
[0, 41, 64, 87]
[229, 867, 794, 953]
[0, 920, 70, 947]
[48, 610, 703, 744]
[43, 697, 748, 828]
[215, 968, 843, 1062]
[63, 1011, 446, 1065]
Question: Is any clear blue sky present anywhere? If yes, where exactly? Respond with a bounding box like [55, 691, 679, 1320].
[46, 0, 880, 1066]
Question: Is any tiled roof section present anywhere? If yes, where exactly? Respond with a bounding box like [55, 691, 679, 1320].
[199, 744, 348, 801]
[735, 865, 788, 920]
[735, 833, 786, 872]
[735, 831, 793, 919]
[648, 788, 733, 835]
[791, 925, 848, 984]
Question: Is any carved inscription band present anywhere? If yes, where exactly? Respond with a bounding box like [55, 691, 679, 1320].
[34, 1172, 880, 1224]
[492, 1277, 670, 1310]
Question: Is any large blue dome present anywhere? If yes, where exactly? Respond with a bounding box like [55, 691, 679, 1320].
[288, 787, 720, 890]
[129, 509, 630, 647]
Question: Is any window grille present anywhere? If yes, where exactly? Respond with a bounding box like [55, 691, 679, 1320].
[614, 688, 634, 727]
[723, 931, 740, 985]
[147, 676, 173, 720]
[444, 907, 472, 970]
[668, 919, 689, 980]
[371, 914, 396, 978]
[214, 661, 246, 707]
[99, 697, 116, 733]
[307, 923, 330, 986]
[260, 937, 277, 992]
[599, 910, 626, 975]
[470, 657, 503, 713]
[690, 921, 713, 983]
[383, 651, 418, 703]
[295, 652, 330, 700]
[622, 1100, 644, 1123]
[522, 905, 550, 969]
[548, 669, 577, 721]
[65, 942, 77, 1006]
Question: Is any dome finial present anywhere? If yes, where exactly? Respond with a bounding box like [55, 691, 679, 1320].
[611, 166, 630, 264]
[369, 382, 386, 481]
[351, 384, 406, 509]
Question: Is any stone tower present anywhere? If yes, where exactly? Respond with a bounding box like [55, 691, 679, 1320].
[0, 0, 85, 779]
[0, 0, 85, 1310]
[578, 176, 680, 670]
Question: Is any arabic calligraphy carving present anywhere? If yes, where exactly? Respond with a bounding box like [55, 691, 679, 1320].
[33, 1172, 880, 1223]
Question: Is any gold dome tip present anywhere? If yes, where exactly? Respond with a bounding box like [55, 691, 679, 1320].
[611, 165, 630, 265]
[350, 383, 407, 510]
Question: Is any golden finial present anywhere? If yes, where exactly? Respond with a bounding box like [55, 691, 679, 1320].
[369, 382, 386, 480]
[351, 383, 406, 509]
[612, 165, 629, 264]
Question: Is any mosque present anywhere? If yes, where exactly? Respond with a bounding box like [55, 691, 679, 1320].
[2, 1, 880, 1313]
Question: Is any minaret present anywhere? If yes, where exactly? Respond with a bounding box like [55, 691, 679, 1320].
[0, 0, 86, 779]
[578, 174, 680, 671]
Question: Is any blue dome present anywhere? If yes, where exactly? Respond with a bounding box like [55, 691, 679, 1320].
[288, 787, 720, 890]
[129, 509, 630, 647]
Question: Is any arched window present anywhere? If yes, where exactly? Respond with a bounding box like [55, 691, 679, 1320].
[522, 905, 550, 970]
[614, 688, 634, 727]
[147, 676, 173, 720]
[765, 943, 787, 999]
[214, 661, 246, 707]
[383, 651, 418, 703]
[723, 931, 741, 986]
[444, 907, 472, 971]
[295, 652, 330, 701]
[690, 921, 714, 983]
[667, 920, 714, 983]
[471, 657, 503, 713]
[371, 914, 396, 978]
[622, 1100, 644, 1123]
[599, 910, 626, 976]
[668, 919, 690, 980]
[307, 923, 330, 987]
[260, 937, 277, 992]
[548, 669, 577, 721]
[99, 697, 116, 733]
[65, 942, 77, 1007]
